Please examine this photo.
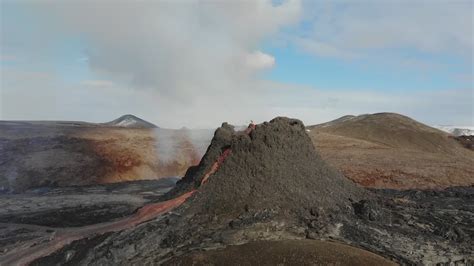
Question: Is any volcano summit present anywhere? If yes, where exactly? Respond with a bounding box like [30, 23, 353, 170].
[172, 117, 367, 217]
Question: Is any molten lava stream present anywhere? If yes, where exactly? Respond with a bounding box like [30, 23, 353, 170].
[0, 191, 195, 266]
[0, 124, 256, 266]
[200, 123, 255, 185]
[201, 148, 232, 185]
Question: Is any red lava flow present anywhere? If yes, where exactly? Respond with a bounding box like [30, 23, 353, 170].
[201, 149, 232, 185]
[0, 191, 195, 266]
[201, 123, 254, 186]
[0, 124, 256, 266]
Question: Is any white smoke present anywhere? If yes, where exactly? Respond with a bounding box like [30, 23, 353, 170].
[154, 129, 180, 164]
[182, 128, 214, 157]
[154, 127, 213, 165]
[34, 1, 301, 116]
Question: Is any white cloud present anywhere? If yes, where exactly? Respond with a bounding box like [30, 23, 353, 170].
[35, 0, 301, 101]
[245, 51, 276, 70]
[298, 1, 473, 59]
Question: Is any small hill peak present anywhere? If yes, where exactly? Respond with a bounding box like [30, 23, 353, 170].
[105, 114, 158, 128]
[308, 112, 461, 153]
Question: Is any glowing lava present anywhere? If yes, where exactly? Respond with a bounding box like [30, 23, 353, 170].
[201, 148, 232, 185]
[0, 191, 195, 266]
[0, 124, 256, 266]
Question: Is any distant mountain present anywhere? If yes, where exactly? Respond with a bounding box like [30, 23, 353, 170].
[105, 115, 158, 128]
[434, 126, 474, 136]
[309, 115, 356, 128]
[307, 112, 474, 190]
[308, 112, 455, 153]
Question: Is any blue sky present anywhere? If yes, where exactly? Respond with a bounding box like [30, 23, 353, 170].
[1, 0, 473, 128]
[264, 43, 471, 92]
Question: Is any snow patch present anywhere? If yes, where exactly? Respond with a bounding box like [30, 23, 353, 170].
[116, 117, 139, 127]
[434, 126, 474, 136]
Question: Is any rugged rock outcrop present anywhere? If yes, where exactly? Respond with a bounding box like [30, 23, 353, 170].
[171, 117, 367, 217]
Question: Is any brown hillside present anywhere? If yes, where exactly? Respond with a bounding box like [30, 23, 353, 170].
[308, 113, 474, 189]
[309, 113, 457, 153]
[166, 240, 397, 266]
[0, 121, 211, 192]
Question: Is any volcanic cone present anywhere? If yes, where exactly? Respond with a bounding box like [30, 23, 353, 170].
[173, 117, 367, 217]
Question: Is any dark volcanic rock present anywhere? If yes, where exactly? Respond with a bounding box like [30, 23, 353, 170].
[352, 200, 383, 221]
[342, 187, 474, 264]
[0, 203, 137, 227]
[174, 117, 366, 217]
[31, 233, 113, 266]
[453, 135, 474, 150]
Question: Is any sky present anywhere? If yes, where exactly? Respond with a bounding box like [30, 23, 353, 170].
[0, 0, 473, 128]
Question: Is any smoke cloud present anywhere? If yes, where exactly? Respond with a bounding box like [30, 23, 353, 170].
[28, 1, 300, 126]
